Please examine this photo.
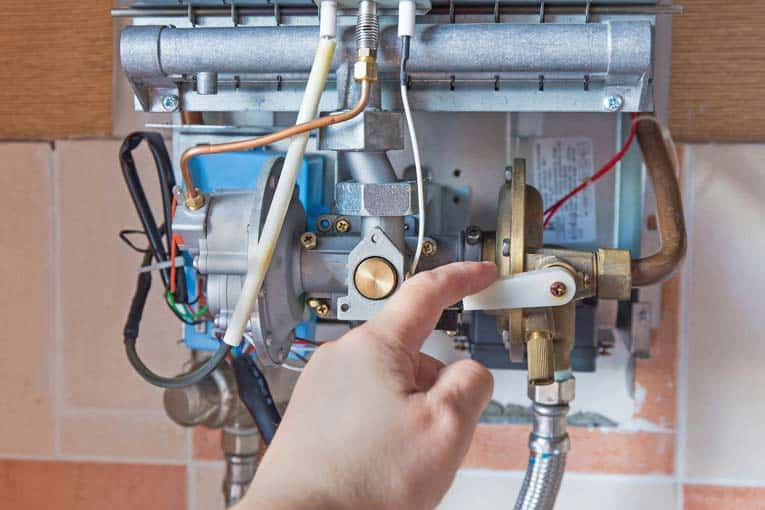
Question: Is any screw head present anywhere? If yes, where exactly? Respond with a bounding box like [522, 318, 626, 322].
[603, 95, 624, 112]
[335, 218, 351, 233]
[315, 303, 330, 318]
[422, 239, 437, 257]
[300, 232, 317, 250]
[550, 281, 568, 298]
[162, 95, 180, 112]
[466, 226, 482, 245]
[504, 167, 513, 182]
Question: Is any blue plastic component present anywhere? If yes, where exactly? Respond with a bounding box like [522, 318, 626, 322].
[178, 149, 327, 351]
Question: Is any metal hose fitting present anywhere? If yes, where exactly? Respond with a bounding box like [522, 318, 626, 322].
[354, 1, 379, 82]
[515, 383, 573, 510]
[356, 0, 379, 54]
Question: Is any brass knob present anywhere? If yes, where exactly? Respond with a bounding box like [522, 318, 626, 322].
[354, 257, 398, 300]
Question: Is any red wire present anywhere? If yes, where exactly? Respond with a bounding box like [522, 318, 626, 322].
[543, 114, 639, 228]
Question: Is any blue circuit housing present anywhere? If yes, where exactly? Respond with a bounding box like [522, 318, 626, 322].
[178, 149, 326, 352]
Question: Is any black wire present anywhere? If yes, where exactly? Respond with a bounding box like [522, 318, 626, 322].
[119, 229, 151, 254]
[119, 132, 188, 302]
[123, 250, 231, 389]
[400, 36, 411, 86]
[232, 356, 282, 445]
[291, 350, 309, 363]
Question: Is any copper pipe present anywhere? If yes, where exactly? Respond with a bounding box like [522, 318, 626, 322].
[181, 111, 204, 125]
[632, 116, 687, 286]
[180, 80, 372, 209]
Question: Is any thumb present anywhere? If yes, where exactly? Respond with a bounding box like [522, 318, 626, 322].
[428, 360, 494, 430]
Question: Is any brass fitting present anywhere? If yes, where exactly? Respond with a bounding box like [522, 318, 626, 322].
[596, 248, 632, 300]
[300, 232, 317, 250]
[354, 48, 378, 82]
[184, 188, 206, 211]
[526, 330, 554, 385]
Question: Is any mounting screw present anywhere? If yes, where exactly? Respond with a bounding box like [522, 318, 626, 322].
[603, 95, 624, 112]
[422, 239, 438, 257]
[162, 95, 180, 112]
[466, 226, 482, 245]
[504, 166, 513, 182]
[308, 298, 330, 318]
[335, 218, 351, 233]
[550, 281, 567, 297]
[300, 232, 317, 250]
[315, 303, 330, 318]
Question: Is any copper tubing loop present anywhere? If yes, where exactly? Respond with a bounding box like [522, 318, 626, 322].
[180, 80, 372, 208]
[632, 115, 687, 286]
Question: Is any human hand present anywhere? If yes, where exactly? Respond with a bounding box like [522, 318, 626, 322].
[241, 261, 497, 510]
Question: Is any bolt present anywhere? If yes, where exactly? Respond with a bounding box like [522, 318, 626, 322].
[504, 167, 513, 182]
[335, 218, 351, 233]
[315, 303, 330, 318]
[162, 95, 180, 112]
[422, 239, 438, 257]
[603, 94, 624, 112]
[307, 298, 321, 309]
[550, 281, 568, 297]
[466, 226, 482, 245]
[300, 232, 317, 250]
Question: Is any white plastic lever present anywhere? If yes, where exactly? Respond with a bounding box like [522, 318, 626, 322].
[462, 267, 577, 311]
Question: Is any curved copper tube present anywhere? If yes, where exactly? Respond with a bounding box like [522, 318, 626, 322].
[180, 80, 372, 207]
[632, 115, 687, 286]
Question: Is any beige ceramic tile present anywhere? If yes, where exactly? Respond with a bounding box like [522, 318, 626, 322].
[685, 484, 765, 510]
[194, 427, 224, 461]
[0, 143, 55, 455]
[440, 471, 677, 510]
[684, 144, 765, 480]
[59, 412, 187, 461]
[464, 425, 674, 475]
[0, 459, 186, 510]
[57, 139, 189, 413]
[192, 462, 227, 510]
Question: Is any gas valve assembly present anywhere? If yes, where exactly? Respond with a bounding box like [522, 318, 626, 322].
[115, 0, 685, 507]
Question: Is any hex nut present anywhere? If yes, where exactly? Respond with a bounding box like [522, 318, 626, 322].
[528, 378, 576, 405]
[354, 60, 378, 82]
[300, 232, 317, 250]
[596, 248, 632, 300]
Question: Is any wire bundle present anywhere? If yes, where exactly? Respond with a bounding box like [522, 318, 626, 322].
[119, 132, 230, 389]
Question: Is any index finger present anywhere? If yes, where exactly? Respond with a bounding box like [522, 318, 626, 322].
[364, 261, 497, 353]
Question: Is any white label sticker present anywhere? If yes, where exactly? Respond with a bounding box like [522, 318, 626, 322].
[530, 137, 597, 244]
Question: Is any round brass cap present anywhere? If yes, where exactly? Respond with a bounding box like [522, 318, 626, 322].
[354, 257, 398, 300]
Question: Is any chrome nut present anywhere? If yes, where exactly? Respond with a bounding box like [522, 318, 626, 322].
[596, 248, 632, 301]
[528, 378, 576, 405]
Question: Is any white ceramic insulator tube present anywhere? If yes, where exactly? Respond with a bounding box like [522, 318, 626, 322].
[398, 0, 416, 37]
[222, 37, 337, 347]
[320, 0, 337, 39]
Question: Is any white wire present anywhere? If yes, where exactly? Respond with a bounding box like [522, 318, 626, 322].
[401, 82, 425, 275]
[280, 362, 304, 373]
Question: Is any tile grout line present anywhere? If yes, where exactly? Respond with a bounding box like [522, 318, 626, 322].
[50, 141, 63, 458]
[187, 429, 196, 510]
[0, 452, 188, 466]
[675, 145, 695, 510]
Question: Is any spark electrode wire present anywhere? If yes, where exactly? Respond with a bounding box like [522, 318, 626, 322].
[398, 0, 425, 274]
